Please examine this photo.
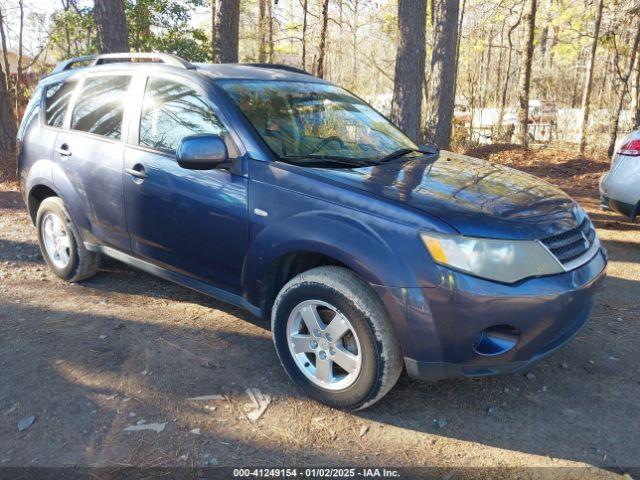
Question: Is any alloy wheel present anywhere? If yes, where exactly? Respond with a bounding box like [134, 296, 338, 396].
[41, 212, 71, 269]
[286, 300, 362, 391]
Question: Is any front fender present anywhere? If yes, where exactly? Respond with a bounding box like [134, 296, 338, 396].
[243, 210, 418, 306]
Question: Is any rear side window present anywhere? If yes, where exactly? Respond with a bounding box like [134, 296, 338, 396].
[45, 80, 77, 128]
[139, 77, 227, 153]
[18, 86, 42, 140]
[71, 75, 131, 139]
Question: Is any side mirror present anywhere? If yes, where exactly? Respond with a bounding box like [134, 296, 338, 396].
[176, 134, 229, 170]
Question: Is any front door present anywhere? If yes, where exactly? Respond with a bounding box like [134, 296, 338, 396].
[122, 75, 248, 292]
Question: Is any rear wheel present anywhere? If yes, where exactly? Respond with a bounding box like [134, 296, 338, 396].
[36, 197, 100, 282]
[272, 266, 403, 410]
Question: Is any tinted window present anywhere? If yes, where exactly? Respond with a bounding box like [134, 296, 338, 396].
[139, 77, 226, 153]
[45, 80, 77, 128]
[71, 75, 131, 139]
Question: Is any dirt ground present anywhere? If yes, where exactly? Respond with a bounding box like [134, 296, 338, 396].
[0, 146, 638, 479]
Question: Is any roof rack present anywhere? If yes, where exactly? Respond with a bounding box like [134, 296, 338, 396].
[94, 52, 196, 69]
[245, 63, 311, 76]
[50, 55, 97, 74]
[50, 52, 196, 75]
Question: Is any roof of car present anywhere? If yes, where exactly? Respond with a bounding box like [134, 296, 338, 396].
[194, 63, 327, 83]
[44, 53, 327, 85]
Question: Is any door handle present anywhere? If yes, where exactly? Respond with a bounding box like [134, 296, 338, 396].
[125, 164, 148, 179]
[56, 144, 72, 156]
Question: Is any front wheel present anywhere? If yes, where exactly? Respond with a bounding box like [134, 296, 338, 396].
[271, 266, 403, 410]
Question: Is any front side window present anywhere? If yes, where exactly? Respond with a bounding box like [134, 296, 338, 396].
[219, 80, 417, 163]
[139, 77, 227, 154]
[45, 80, 77, 128]
[71, 75, 131, 139]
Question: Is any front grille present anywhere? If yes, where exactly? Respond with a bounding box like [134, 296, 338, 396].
[540, 219, 596, 264]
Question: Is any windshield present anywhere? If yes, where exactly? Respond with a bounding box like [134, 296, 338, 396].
[219, 80, 418, 164]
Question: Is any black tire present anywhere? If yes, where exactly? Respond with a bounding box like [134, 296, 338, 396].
[271, 266, 403, 410]
[36, 197, 100, 282]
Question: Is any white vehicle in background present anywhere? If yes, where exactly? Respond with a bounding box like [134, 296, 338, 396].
[503, 100, 558, 143]
[600, 130, 640, 221]
[503, 100, 558, 126]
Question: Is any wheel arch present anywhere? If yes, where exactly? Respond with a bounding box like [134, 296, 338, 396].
[24, 159, 92, 235]
[243, 211, 410, 316]
[256, 250, 350, 317]
[27, 184, 59, 224]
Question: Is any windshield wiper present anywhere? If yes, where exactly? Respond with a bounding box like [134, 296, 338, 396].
[379, 145, 440, 163]
[281, 155, 381, 168]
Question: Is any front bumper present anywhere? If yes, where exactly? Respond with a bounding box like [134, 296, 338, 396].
[373, 248, 607, 381]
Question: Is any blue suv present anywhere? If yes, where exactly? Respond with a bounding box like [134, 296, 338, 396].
[18, 53, 607, 410]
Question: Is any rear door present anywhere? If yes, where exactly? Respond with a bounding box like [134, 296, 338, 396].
[122, 74, 249, 292]
[53, 73, 133, 251]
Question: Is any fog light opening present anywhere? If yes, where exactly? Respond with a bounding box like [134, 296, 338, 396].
[473, 325, 520, 356]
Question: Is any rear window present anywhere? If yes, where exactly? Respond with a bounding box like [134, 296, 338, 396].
[70, 75, 131, 139]
[45, 80, 77, 128]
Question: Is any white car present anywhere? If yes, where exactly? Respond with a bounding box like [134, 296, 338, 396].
[600, 130, 640, 221]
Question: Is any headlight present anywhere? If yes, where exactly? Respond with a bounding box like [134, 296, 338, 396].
[421, 232, 564, 283]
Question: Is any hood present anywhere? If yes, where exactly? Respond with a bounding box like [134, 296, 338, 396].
[306, 151, 583, 240]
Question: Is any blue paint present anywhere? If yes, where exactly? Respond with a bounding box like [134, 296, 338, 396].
[17, 62, 606, 381]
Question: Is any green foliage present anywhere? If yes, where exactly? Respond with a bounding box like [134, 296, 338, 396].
[48, 6, 98, 58]
[547, 0, 590, 65]
[380, 1, 398, 37]
[48, 0, 211, 62]
[145, 28, 211, 62]
[126, 0, 211, 61]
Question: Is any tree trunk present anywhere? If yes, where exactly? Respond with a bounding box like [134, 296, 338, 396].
[0, 66, 16, 181]
[390, 0, 427, 143]
[481, 28, 494, 113]
[267, 0, 274, 62]
[350, 0, 359, 89]
[212, 0, 240, 63]
[517, 0, 537, 148]
[539, 25, 548, 59]
[453, 0, 466, 104]
[61, 0, 72, 56]
[607, 22, 640, 158]
[0, 4, 12, 94]
[424, 0, 460, 148]
[258, 0, 267, 63]
[15, 0, 24, 118]
[301, 0, 308, 69]
[494, 19, 506, 109]
[633, 55, 640, 128]
[607, 91, 627, 158]
[94, 0, 129, 53]
[497, 12, 522, 129]
[316, 0, 330, 78]
[578, 0, 604, 154]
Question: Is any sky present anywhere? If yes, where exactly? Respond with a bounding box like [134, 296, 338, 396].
[2, 0, 57, 55]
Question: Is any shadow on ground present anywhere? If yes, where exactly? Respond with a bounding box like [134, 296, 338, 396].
[1, 175, 638, 474]
[2, 259, 638, 471]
